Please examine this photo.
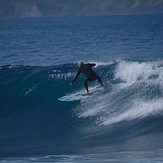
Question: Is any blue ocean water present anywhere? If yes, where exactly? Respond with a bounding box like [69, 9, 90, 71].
[0, 14, 163, 162]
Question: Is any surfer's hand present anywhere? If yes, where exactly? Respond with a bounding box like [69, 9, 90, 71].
[70, 83, 73, 87]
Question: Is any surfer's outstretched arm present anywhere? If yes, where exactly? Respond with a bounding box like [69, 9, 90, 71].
[70, 69, 81, 86]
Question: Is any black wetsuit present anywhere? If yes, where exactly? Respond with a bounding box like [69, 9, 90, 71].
[71, 63, 103, 92]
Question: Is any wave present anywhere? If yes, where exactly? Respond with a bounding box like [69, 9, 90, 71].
[1, 60, 163, 156]
[77, 60, 163, 125]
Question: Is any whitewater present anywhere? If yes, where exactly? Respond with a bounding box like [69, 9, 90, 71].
[0, 14, 163, 162]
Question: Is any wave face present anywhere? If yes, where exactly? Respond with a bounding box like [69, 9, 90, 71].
[1, 60, 163, 157]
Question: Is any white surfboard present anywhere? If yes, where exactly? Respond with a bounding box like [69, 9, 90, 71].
[58, 87, 104, 102]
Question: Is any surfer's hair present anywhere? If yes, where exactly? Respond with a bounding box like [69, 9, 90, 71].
[78, 61, 84, 66]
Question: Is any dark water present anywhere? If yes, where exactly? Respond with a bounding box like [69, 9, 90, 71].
[0, 14, 163, 162]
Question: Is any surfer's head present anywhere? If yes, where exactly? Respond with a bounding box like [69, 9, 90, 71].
[78, 61, 84, 67]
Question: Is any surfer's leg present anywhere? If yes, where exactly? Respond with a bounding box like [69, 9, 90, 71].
[97, 76, 104, 87]
[84, 79, 89, 94]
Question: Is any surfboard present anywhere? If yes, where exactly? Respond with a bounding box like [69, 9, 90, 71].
[58, 87, 104, 102]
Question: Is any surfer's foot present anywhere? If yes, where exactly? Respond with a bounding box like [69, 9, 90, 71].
[82, 91, 90, 96]
[84, 91, 90, 95]
[103, 85, 106, 89]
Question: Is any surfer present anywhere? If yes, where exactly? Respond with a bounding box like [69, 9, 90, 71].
[70, 61, 104, 94]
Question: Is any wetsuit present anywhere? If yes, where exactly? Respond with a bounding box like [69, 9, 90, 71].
[71, 63, 104, 92]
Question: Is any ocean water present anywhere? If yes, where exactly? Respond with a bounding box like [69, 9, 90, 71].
[0, 14, 163, 162]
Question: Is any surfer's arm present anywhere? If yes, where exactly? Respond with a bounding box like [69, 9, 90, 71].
[88, 63, 96, 67]
[70, 69, 81, 86]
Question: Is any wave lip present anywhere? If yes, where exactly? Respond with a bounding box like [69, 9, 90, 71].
[115, 60, 163, 85]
